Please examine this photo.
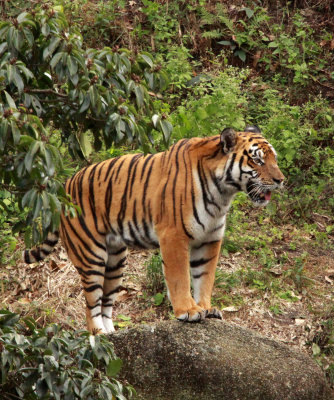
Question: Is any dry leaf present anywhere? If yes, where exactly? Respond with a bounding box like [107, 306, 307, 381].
[295, 318, 305, 326]
[50, 259, 60, 272]
[222, 306, 240, 312]
[18, 297, 31, 304]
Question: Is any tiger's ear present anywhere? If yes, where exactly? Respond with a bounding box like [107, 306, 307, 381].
[244, 125, 261, 133]
[220, 128, 236, 154]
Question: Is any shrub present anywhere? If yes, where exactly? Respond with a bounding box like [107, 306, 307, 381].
[0, 1, 169, 245]
[0, 310, 134, 400]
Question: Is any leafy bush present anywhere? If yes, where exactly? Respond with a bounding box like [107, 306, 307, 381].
[0, 310, 134, 400]
[0, 1, 169, 245]
[170, 67, 248, 140]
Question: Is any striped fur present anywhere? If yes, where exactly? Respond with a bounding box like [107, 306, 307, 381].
[24, 127, 284, 334]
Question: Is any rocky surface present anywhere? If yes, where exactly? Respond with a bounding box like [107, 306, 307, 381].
[111, 319, 333, 400]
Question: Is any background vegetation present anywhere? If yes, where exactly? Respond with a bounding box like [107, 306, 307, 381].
[1, 0, 333, 398]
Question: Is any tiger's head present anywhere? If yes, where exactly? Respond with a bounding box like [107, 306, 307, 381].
[220, 125, 285, 206]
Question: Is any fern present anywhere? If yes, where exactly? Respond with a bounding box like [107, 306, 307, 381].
[202, 29, 222, 39]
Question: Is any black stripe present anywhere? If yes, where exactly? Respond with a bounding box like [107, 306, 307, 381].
[63, 215, 105, 260]
[129, 154, 143, 198]
[127, 221, 147, 249]
[209, 171, 223, 195]
[192, 272, 208, 279]
[140, 154, 155, 181]
[104, 287, 122, 297]
[180, 194, 194, 240]
[76, 166, 89, 217]
[171, 140, 187, 224]
[142, 158, 156, 215]
[105, 273, 123, 281]
[104, 156, 121, 182]
[62, 227, 103, 271]
[86, 301, 102, 310]
[102, 314, 112, 318]
[89, 163, 104, 234]
[117, 155, 139, 233]
[190, 256, 215, 268]
[76, 215, 106, 251]
[197, 160, 217, 216]
[205, 146, 221, 160]
[108, 247, 127, 256]
[84, 284, 103, 292]
[115, 158, 126, 182]
[106, 257, 126, 272]
[30, 249, 43, 262]
[193, 240, 220, 250]
[210, 222, 225, 233]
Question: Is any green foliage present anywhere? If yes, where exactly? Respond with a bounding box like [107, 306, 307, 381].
[0, 1, 169, 244]
[0, 309, 134, 400]
[145, 253, 165, 295]
[170, 68, 247, 140]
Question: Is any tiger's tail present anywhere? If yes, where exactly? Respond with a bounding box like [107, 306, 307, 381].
[23, 231, 59, 263]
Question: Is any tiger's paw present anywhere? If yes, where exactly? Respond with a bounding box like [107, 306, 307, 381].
[176, 307, 206, 323]
[205, 308, 222, 319]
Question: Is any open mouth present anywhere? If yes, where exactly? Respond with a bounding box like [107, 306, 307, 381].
[246, 182, 272, 204]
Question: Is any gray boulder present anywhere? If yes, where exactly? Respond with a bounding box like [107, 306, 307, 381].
[111, 319, 333, 400]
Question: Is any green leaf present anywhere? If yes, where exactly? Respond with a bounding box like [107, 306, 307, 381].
[218, 40, 233, 46]
[79, 94, 90, 113]
[134, 85, 144, 108]
[24, 141, 40, 172]
[44, 148, 55, 176]
[268, 41, 278, 48]
[234, 50, 246, 62]
[22, 188, 37, 208]
[89, 85, 97, 109]
[159, 119, 172, 145]
[153, 292, 165, 306]
[78, 130, 92, 158]
[4, 91, 17, 109]
[43, 36, 61, 60]
[31, 96, 43, 116]
[67, 55, 78, 76]
[106, 359, 122, 377]
[242, 7, 254, 18]
[0, 120, 9, 151]
[140, 54, 153, 68]
[22, 27, 34, 47]
[50, 52, 64, 69]
[312, 343, 321, 356]
[13, 68, 24, 93]
[41, 23, 51, 37]
[11, 120, 21, 144]
[0, 41, 7, 55]
[32, 195, 43, 220]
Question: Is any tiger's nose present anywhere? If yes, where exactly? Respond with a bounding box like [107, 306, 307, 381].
[273, 177, 284, 185]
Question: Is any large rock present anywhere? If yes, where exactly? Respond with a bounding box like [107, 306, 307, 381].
[111, 319, 333, 400]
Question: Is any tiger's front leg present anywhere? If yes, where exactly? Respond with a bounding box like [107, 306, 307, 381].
[159, 233, 206, 322]
[190, 240, 223, 319]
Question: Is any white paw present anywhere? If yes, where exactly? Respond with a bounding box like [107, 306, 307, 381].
[103, 316, 115, 333]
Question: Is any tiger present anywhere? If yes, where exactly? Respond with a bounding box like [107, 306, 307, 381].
[24, 125, 284, 334]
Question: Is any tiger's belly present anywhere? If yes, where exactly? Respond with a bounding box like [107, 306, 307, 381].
[106, 220, 159, 250]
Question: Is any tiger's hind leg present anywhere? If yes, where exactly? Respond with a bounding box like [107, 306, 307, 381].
[102, 241, 128, 333]
[60, 224, 108, 334]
